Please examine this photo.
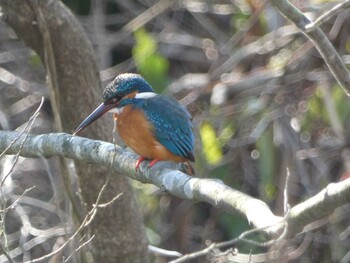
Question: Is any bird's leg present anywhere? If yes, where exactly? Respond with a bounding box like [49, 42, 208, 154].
[135, 158, 161, 170]
[184, 161, 195, 176]
[148, 159, 160, 167]
[135, 156, 147, 170]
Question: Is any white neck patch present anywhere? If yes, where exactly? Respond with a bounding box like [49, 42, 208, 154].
[135, 92, 157, 99]
[108, 107, 124, 114]
[107, 92, 157, 114]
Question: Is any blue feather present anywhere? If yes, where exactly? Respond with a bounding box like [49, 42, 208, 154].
[121, 95, 195, 161]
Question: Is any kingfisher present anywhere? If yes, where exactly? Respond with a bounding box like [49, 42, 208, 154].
[73, 73, 195, 170]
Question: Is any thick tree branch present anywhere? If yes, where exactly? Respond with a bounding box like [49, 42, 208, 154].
[0, 131, 281, 231]
[2, 131, 350, 239]
[270, 0, 350, 95]
[287, 179, 350, 236]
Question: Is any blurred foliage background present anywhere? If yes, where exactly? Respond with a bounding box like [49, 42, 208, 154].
[1, 0, 350, 262]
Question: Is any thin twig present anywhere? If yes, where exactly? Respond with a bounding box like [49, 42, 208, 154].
[284, 168, 291, 215]
[64, 235, 95, 262]
[148, 245, 183, 258]
[216, 217, 288, 249]
[0, 97, 44, 159]
[270, 0, 350, 95]
[0, 243, 15, 263]
[287, 232, 312, 260]
[84, 176, 111, 227]
[0, 186, 35, 213]
[74, 235, 95, 252]
[96, 192, 123, 208]
[21, 176, 120, 263]
[0, 97, 44, 188]
[27, 0, 62, 131]
[305, 0, 350, 32]
[170, 218, 288, 263]
[105, 0, 173, 45]
[169, 244, 216, 263]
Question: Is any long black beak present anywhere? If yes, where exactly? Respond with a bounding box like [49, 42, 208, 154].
[73, 102, 114, 135]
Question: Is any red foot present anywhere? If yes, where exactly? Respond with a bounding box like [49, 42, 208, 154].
[135, 157, 161, 170]
[135, 156, 146, 170]
[148, 159, 160, 167]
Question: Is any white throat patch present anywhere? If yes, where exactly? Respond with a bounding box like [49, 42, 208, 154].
[108, 107, 124, 114]
[135, 92, 157, 99]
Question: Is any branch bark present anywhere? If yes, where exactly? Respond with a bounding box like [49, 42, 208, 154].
[2, 131, 350, 240]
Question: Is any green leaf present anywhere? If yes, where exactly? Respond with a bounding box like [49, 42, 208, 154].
[28, 53, 42, 67]
[200, 122, 223, 165]
[256, 128, 276, 201]
[132, 28, 169, 92]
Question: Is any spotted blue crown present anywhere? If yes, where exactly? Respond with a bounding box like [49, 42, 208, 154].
[103, 73, 154, 101]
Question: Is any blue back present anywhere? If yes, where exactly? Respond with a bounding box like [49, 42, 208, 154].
[119, 95, 195, 161]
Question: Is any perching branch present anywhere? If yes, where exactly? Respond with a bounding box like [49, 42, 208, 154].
[1, 131, 350, 240]
[0, 131, 282, 232]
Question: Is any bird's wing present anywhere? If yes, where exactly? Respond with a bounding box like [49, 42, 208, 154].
[140, 96, 195, 161]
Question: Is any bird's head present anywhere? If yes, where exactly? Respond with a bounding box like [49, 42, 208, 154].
[103, 73, 154, 102]
[73, 73, 154, 135]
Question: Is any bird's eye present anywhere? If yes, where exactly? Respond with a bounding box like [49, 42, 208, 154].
[105, 95, 122, 105]
[106, 97, 120, 105]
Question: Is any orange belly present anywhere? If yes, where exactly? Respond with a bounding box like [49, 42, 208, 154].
[117, 105, 188, 162]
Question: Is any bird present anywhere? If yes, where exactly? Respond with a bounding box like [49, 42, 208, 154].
[73, 73, 195, 170]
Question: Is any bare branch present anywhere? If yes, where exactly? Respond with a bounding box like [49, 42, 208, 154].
[27, 0, 62, 131]
[0, 244, 15, 263]
[168, 243, 217, 263]
[0, 97, 44, 188]
[287, 179, 350, 237]
[96, 192, 123, 208]
[148, 245, 183, 258]
[170, 220, 288, 263]
[0, 186, 35, 213]
[105, 0, 174, 45]
[305, 0, 350, 31]
[0, 131, 281, 233]
[284, 168, 291, 215]
[19, 171, 121, 263]
[1, 131, 350, 241]
[0, 97, 44, 160]
[270, 0, 350, 95]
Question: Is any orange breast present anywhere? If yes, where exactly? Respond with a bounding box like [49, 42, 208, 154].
[117, 105, 188, 162]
